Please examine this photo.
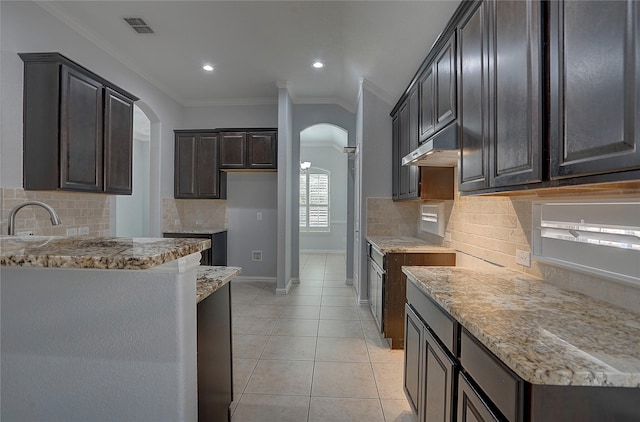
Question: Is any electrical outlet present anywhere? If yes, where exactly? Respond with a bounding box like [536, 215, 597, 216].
[195, 219, 203, 225]
[17, 230, 34, 236]
[516, 250, 531, 267]
[66, 227, 78, 236]
[444, 232, 452, 242]
[174, 219, 180, 226]
[252, 251, 263, 262]
[78, 226, 89, 235]
[257, 212, 262, 221]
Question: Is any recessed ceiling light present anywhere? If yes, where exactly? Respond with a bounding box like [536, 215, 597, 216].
[312, 61, 324, 69]
[202, 64, 214, 72]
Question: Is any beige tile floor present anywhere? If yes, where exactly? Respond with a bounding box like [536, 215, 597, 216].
[230, 253, 417, 422]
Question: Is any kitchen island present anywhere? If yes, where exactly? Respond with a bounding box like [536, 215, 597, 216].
[0, 236, 233, 422]
[402, 265, 640, 421]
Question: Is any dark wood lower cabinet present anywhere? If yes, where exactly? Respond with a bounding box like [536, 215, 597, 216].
[386, 253, 456, 349]
[407, 276, 640, 422]
[457, 373, 502, 422]
[197, 282, 232, 421]
[163, 231, 227, 266]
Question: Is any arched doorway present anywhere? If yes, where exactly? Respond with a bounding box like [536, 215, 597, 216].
[299, 123, 349, 277]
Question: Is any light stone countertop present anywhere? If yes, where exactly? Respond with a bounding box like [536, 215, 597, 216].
[403, 265, 640, 388]
[367, 236, 455, 254]
[0, 236, 210, 270]
[163, 229, 227, 235]
[196, 266, 241, 303]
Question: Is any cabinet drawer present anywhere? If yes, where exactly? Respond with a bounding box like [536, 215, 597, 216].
[460, 329, 523, 422]
[406, 278, 458, 355]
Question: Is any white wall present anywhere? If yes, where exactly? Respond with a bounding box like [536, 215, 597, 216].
[182, 104, 278, 129]
[0, 1, 184, 235]
[299, 146, 348, 253]
[226, 172, 278, 278]
[356, 82, 393, 302]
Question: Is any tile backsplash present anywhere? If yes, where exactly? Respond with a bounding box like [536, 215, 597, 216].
[366, 179, 640, 312]
[162, 197, 227, 231]
[0, 188, 110, 236]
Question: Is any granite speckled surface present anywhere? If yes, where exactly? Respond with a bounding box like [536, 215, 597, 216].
[0, 236, 210, 270]
[196, 266, 241, 303]
[403, 266, 640, 388]
[163, 229, 227, 235]
[366, 236, 455, 254]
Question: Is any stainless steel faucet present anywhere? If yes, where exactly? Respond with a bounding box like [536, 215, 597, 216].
[7, 200, 62, 235]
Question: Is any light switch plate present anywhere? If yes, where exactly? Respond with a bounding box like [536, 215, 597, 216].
[516, 250, 531, 267]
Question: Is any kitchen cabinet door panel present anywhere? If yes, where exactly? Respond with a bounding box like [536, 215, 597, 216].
[435, 36, 456, 131]
[404, 305, 423, 415]
[420, 67, 436, 141]
[424, 328, 456, 422]
[247, 131, 277, 169]
[392, 114, 400, 200]
[458, 1, 490, 192]
[104, 88, 134, 194]
[175, 134, 198, 198]
[399, 102, 411, 199]
[458, 373, 501, 422]
[550, 0, 640, 178]
[60, 66, 103, 192]
[489, 0, 542, 187]
[220, 132, 247, 169]
[197, 135, 223, 198]
[408, 89, 420, 198]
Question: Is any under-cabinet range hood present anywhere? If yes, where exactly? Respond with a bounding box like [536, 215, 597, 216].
[402, 123, 459, 167]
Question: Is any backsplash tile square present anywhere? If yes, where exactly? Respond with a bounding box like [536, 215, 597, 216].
[162, 197, 227, 231]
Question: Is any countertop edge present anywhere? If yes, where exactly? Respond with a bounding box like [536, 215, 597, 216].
[196, 266, 241, 303]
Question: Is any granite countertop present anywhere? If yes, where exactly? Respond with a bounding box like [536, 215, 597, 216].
[403, 266, 640, 388]
[196, 266, 241, 303]
[0, 236, 210, 270]
[163, 229, 227, 235]
[367, 236, 455, 254]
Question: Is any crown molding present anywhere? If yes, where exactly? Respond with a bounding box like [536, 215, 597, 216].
[359, 77, 395, 108]
[182, 97, 278, 107]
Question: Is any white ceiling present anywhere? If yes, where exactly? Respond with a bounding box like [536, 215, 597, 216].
[40, 0, 461, 111]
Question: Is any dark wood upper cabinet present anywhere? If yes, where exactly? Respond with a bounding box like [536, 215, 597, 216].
[419, 34, 457, 144]
[174, 131, 225, 199]
[220, 130, 277, 170]
[247, 131, 277, 169]
[59, 65, 104, 192]
[392, 114, 400, 200]
[407, 88, 420, 198]
[488, 0, 542, 187]
[220, 131, 247, 169]
[550, 0, 640, 179]
[20, 52, 137, 194]
[104, 88, 134, 194]
[458, 0, 542, 192]
[458, 1, 490, 192]
[419, 67, 436, 141]
[435, 35, 457, 132]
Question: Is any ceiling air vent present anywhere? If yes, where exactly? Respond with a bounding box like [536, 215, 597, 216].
[124, 17, 154, 34]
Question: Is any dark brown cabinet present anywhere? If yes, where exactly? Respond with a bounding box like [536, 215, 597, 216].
[392, 115, 400, 200]
[457, 1, 490, 192]
[220, 130, 277, 170]
[174, 131, 226, 199]
[197, 282, 233, 421]
[163, 231, 227, 266]
[550, 0, 640, 179]
[457, 373, 501, 422]
[458, 0, 542, 192]
[104, 88, 134, 194]
[405, 286, 457, 422]
[20, 52, 137, 194]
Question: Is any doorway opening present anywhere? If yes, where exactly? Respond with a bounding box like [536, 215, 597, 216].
[299, 124, 348, 271]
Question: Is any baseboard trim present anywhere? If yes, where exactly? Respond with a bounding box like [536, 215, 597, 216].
[275, 278, 294, 295]
[232, 276, 277, 283]
[359, 299, 369, 305]
[291, 277, 300, 285]
[345, 278, 353, 286]
[300, 249, 347, 254]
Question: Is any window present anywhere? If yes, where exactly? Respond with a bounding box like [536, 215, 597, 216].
[300, 168, 330, 232]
